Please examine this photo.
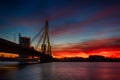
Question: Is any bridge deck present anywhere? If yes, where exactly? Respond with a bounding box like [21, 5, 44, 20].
[0, 38, 45, 56]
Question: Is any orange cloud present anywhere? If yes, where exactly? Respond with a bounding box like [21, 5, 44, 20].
[52, 37, 120, 58]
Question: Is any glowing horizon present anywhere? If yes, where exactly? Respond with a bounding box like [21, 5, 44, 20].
[52, 37, 120, 58]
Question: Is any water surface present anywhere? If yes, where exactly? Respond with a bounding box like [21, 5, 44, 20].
[0, 62, 120, 80]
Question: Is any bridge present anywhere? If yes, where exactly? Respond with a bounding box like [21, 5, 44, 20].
[0, 20, 53, 63]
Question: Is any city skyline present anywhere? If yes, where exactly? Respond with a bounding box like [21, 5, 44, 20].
[0, 0, 120, 58]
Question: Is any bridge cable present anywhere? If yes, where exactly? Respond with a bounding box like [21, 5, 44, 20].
[31, 26, 44, 44]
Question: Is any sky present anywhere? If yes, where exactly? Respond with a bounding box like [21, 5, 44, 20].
[0, 0, 120, 58]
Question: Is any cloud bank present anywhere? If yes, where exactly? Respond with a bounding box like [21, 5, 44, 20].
[52, 37, 120, 58]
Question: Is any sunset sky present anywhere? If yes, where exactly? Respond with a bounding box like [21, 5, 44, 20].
[0, 0, 120, 58]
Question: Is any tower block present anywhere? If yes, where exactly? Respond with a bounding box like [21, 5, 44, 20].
[41, 20, 51, 56]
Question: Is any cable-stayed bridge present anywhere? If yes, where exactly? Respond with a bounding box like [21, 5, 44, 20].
[0, 20, 53, 63]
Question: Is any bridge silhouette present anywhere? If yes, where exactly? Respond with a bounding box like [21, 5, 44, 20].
[0, 20, 53, 63]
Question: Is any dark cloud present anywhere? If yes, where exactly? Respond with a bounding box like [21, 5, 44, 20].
[50, 4, 120, 37]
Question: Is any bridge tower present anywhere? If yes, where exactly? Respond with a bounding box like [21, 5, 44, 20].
[18, 33, 31, 62]
[41, 20, 51, 56]
[19, 33, 30, 48]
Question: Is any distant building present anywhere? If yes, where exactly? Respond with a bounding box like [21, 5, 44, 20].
[88, 55, 105, 61]
[19, 33, 30, 48]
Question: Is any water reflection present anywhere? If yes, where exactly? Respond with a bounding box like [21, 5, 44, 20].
[0, 64, 18, 80]
[86, 63, 120, 80]
[0, 62, 120, 80]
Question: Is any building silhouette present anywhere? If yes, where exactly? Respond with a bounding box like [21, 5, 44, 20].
[19, 33, 30, 48]
[18, 33, 31, 61]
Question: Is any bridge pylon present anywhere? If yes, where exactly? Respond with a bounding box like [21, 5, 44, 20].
[41, 20, 51, 56]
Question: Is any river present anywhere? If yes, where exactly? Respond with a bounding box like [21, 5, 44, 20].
[0, 62, 120, 80]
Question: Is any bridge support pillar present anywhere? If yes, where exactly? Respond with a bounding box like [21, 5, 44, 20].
[40, 55, 53, 63]
[19, 54, 29, 62]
